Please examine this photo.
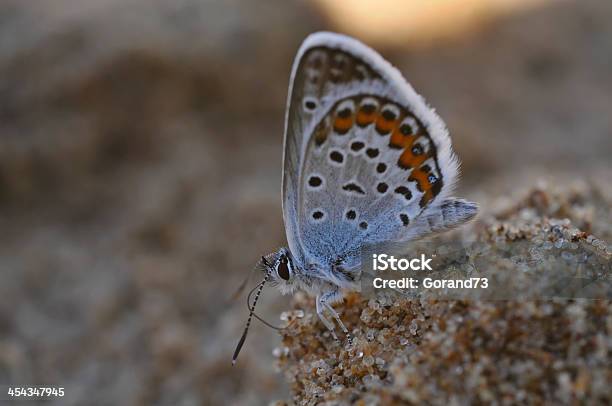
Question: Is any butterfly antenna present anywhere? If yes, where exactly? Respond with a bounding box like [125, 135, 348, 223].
[247, 256, 281, 329]
[247, 280, 282, 330]
[232, 271, 270, 365]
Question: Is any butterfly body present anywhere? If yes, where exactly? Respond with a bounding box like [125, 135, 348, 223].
[236, 32, 478, 357]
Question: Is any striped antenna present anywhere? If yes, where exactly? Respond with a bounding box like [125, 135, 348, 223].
[232, 271, 270, 365]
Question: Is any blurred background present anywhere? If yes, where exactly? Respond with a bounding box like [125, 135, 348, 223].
[0, 0, 611, 404]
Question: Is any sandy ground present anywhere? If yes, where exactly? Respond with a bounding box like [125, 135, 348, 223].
[276, 180, 612, 404]
[0, 0, 610, 404]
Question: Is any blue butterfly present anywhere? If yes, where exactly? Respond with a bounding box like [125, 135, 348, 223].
[233, 32, 477, 364]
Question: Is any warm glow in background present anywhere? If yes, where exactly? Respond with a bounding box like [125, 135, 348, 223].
[315, 0, 552, 46]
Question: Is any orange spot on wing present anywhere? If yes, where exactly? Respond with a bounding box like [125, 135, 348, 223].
[375, 115, 397, 134]
[333, 116, 353, 134]
[356, 110, 376, 126]
[409, 167, 432, 193]
[390, 128, 416, 149]
[398, 149, 428, 169]
[409, 166, 443, 207]
[419, 190, 434, 207]
[314, 121, 328, 145]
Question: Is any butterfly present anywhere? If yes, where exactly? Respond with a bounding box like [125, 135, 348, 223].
[233, 32, 477, 364]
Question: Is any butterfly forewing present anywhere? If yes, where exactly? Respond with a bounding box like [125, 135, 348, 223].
[282, 32, 459, 269]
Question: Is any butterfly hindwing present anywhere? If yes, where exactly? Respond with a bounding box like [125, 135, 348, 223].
[283, 32, 465, 269]
[301, 95, 447, 257]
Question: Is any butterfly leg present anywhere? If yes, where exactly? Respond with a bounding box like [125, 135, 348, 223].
[316, 294, 340, 343]
[317, 290, 353, 345]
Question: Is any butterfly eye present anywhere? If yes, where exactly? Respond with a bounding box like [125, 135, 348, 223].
[277, 257, 290, 281]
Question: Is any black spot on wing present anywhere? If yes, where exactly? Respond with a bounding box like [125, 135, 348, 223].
[342, 183, 365, 195]
[351, 141, 365, 151]
[365, 148, 379, 159]
[394, 186, 412, 201]
[304, 99, 317, 110]
[400, 123, 412, 135]
[330, 151, 344, 163]
[382, 109, 396, 121]
[337, 107, 351, 118]
[308, 176, 322, 187]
